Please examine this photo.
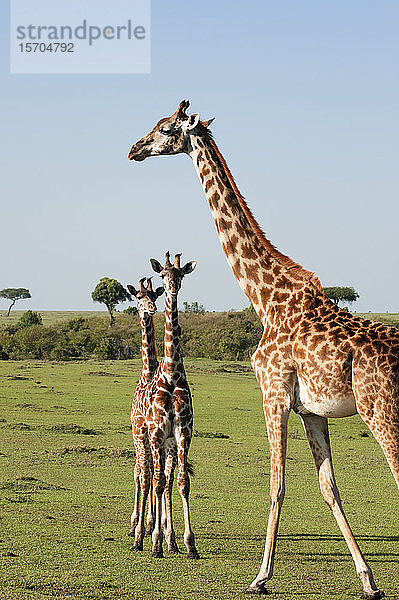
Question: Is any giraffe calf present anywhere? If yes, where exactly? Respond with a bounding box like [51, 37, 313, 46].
[128, 277, 163, 547]
[130, 253, 199, 559]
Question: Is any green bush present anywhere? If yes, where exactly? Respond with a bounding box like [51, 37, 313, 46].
[123, 306, 138, 315]
[95, 336, 122, 359]
[17, 310, 43, 328]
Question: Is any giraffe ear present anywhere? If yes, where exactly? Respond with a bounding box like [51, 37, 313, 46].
[150, 258, 163, 273]
[181, 260, 197, 276]
[202, 118, 215, 128]
[155, 286, 164, 298]
[127, 284, 138, 297]
[186, 113, 200, 131]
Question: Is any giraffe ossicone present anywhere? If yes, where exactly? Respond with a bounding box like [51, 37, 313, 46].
[129, 101, 398, 599]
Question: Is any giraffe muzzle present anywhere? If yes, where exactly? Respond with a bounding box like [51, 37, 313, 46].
[128, 143, 147, 162]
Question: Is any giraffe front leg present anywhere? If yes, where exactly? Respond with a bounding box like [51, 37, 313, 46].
[245, 401, 290, 594]
[163, 445, 179, 554]
[177, 435, 199, 559]
[151, 442, 166, 558]
[300, 414, 384, 600]
[129, 461, 140, 536]
[131, 462, 151, 551]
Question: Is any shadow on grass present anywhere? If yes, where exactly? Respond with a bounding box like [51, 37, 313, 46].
[278, 533, 399, 543]
[199, 533, 399, 563]
[201, 533, 398, 543]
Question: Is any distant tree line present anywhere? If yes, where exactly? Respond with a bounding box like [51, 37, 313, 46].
[0, 309, 262, 362]
[0, 277, 365, 361]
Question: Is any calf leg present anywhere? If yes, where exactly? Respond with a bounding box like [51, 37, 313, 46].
[151, 442, 166, 558]
[163, 445, 178, 554]
[177, 435, 199, 559]
[129, 461, 140, 535]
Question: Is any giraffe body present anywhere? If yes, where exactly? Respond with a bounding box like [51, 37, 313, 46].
[128, 101, 398, 598]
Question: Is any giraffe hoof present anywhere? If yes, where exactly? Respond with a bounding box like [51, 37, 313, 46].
[151, 549, 164, 558]
[244, 584, 270, 595]
[168, 546, 179, 555]
[187, 548, 200, 559]
[362, 591, 385, 600]
[145, 524, 154, 536]
[131, 543, 143, 552]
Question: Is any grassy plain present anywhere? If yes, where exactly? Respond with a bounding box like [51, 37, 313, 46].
[0, 311, 105, 328]
[0, 359, 398, 600]
[1, 310, 399, 329]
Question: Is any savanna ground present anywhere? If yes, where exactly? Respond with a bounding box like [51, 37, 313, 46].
[0, 311, 103, 328]
[0, 358, 398, 600]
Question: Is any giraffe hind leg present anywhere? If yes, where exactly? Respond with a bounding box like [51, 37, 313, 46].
[300, 413, 384, 600]
[352, 362, 399, 489]
[145, 477, 155, 535]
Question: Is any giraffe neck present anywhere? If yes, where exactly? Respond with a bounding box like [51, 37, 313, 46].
[189, 134, 321, 325]
[139, 313, 158, 381]
[162, 292, 182, 381]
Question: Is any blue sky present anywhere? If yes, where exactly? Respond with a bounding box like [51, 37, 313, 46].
[1, 1, 398, 312]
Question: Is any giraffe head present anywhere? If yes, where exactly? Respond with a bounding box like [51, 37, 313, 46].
[127, 277, 163, 316]
[128, 100, 214, 161]
[150, 252, 196, 296]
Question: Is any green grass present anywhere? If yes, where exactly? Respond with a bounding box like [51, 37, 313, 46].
[356, 313, 399, 327]
[0, 359, 398, 600]
[0, 310, 106, 328]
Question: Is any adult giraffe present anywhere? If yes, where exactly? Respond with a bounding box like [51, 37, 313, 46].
[128, 100, 398, 598]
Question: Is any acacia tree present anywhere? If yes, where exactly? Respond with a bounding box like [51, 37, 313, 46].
[323, 286, 359, 307]
[91, 277, 130, 326]
[0, 288, 31, 316]
[183, 301, 206, 314]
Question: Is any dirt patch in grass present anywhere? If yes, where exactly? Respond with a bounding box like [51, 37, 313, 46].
[1, 476, 66, 503]
[1, 476, 66, 492]
[5, 422, 34, 430]
[55, 445, 134, 458]
[87, 371, 121, 377]
[193, 430, 230, 439]
[43, 424, 100, 435]
[2, 422, 99, 434]
[113, 424, 132, 433]
[50, 405, 90, 414]
[186, 362, 253, 375]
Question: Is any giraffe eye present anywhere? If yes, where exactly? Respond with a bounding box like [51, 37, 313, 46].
[160, 126, 172, 135]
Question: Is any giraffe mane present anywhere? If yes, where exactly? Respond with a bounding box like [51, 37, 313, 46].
[202, 128, 323, 292]
[151, 315, 158, 360]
